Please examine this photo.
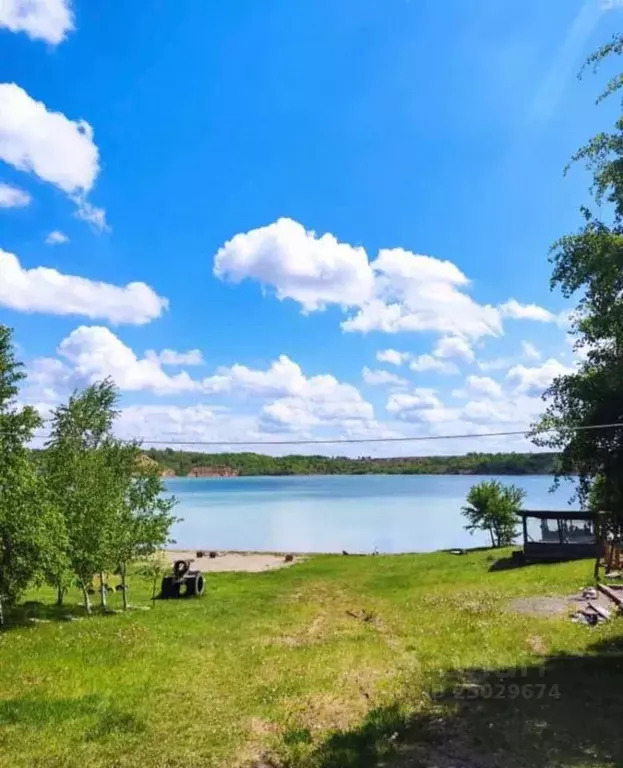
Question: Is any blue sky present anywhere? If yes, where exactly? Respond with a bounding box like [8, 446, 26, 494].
[0, 0, 620, 455]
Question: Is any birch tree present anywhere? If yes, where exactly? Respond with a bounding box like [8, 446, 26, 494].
[44, 379, 120, 614]
[108, 446, 177, 609]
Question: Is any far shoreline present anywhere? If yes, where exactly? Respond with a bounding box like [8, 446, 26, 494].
[163, 471, 564, 479]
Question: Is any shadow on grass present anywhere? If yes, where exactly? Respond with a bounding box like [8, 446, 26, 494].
[1, 600, 87, 630]
[2, 598, 139, 631]
[276, 634, 623, 768]
[0, 693, 147, 742]
[486, 554, 581, 572]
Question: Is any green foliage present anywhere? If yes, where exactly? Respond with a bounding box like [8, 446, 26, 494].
[461, 480, 525, 548]
[144, 448, 559, 477]
[0, 326, 52, 616]
[43, 380, 122, 611]
[42, 379, 177, 612]
[580, 32, 623, 104]
[107, 443, 177, 608]
[533, 39, 623, 542]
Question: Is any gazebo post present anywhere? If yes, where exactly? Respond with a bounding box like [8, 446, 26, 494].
[522, 513, 528, 549]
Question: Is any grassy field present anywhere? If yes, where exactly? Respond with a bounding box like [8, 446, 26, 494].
[1, 550, 622, 768]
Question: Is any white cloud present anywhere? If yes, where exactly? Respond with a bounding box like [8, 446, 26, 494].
[146, 349, 205, 366]
[343, 249, 501, 339]
[260, 393, 374, 433]
[464, 375, 503, 399]
[215, 219, 501, 340]
[376, 348, 409, 366]
[409, 354, 458, 374]
[203, 355, 305, 398]
[506, 358, 573, 396]
[387, 389, 442, 416]
[202, 355, 369, 409]
[462, 399, 516, 424]
[0, 182, 30, 207]
[362, 367, 407, 387]
[477, 356, 514, 372]
[37, 326, 202, 395]
[45, 230, 69, 245]
[500, 299, 557, 323]
[116, 404, 220, 442]
[200, 354, 375, 434]
[405, 335, 472, 375]
[0, 249, 168, 324]
[214, 217, 374, 311]
[521, 340, 541, 360]
[73, 198, 108, 232]
[0, 84, 100, 197]
[433, 335, 474, 362]
[0, 0, 73, 44]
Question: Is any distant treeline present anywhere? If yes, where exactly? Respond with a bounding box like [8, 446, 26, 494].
[144, 449, 560, 477]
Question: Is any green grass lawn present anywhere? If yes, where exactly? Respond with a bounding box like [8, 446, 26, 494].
[1, 550, 622, 768]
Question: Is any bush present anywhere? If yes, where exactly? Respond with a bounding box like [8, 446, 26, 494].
[462, 480, 525, 548]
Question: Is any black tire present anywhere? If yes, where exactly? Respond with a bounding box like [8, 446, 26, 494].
[186, 573, 205, 597]
[160, 576, 175, 599]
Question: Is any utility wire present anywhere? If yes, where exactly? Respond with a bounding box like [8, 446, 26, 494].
[22, 420, 623, 447]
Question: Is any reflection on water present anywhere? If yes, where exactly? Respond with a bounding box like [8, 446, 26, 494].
[166, 474, 577, 554]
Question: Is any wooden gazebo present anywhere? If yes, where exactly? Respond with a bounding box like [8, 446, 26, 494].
[517, 509, 603, 563]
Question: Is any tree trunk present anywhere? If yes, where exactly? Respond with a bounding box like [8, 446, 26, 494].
[80, 580, 92, 615]
[0, 595, 4, 627]
[99, 572, 108, 611]
[121, 563, 129, 610]
[56, 581, 65, 607]
[489, 527, 495, 548]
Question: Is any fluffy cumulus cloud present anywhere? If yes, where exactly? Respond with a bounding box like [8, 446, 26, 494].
[387, 389, 443, 419]
[45, 230, 69, 245]
[214, 219, 508, 340]
[385, 349, 566, 445]
[114, 404, 387, 454]
[0, 249, 168, 324]
[214, 218, 568, 352]
[146, 348, 204, 366]
[433, 335, 474, 362]
[0, 0, 73, 44]
[0, 181, 31, 207]
[506, 358, 574, 396]
[362, 367, 407, 387]
[464, 375, 503, 399]
[29, 326, 202, 397]
[376, 349, 409, 366]
[116, 404, 220, 442]
[214, 217, 374, 311]
[409, 354, 458, 374]
[342, 249, 501, 339]
[0, 84, 104, 222]
[500, 299, 557, 323]
[381, 335, 472, 376]
[27, 335, 376, 442]
[202, 355, 372, 418]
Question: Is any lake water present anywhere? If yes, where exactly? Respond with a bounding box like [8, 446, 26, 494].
[166, 474, 578, 554]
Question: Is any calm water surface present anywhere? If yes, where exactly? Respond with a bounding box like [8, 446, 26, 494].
[166, 474, 577, 553]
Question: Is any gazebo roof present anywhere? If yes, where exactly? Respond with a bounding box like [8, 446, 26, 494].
[519, 509, 600, 521]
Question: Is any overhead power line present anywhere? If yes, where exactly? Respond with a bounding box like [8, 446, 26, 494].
[22, 421, 623, 447]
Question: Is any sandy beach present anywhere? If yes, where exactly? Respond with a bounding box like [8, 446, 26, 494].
[164, 549, 304, 572]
